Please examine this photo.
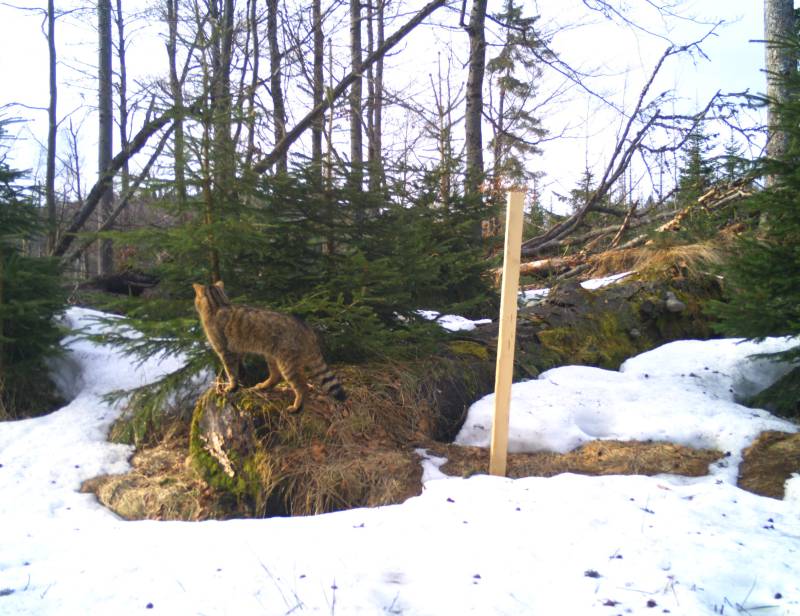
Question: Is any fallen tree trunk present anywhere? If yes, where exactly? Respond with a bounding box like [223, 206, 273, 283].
[53, 101, 200, 257]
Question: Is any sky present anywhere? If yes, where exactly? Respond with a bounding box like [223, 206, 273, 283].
[0, 295, 798, 615]
[0, 1, 783, 210]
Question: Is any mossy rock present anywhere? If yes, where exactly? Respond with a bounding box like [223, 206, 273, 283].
[469, 276, 721, 377]
[189, 355, 495, 517]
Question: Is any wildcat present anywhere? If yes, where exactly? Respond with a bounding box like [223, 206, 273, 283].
[193, 281, 346, 412]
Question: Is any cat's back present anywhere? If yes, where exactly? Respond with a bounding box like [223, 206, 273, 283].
[223, 305, 316, 355]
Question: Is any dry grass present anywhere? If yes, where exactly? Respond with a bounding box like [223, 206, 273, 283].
[188, 356, 493, 517]
[738, 431, 800, 499]
[588, 241, 724, 281]
[81, 430, 224, 521]
[429, 440, 722, 479]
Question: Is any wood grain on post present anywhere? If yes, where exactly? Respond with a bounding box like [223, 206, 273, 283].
[489, 190, 525, 476]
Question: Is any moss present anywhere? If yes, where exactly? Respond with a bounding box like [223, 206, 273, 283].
[536, 311, 641, 371]
[447, 340, 491, 361]
[187, 352, 496, 517]
[188, 391, 255, 511]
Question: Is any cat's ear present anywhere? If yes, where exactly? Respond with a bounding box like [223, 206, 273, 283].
[192, 283, 204, 295]
[214, 280, 225, 290]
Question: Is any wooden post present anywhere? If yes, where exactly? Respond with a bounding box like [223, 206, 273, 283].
[489, 190, 525, 476]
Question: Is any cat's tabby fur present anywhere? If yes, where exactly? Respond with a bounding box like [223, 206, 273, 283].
[193, 281, 346, 412]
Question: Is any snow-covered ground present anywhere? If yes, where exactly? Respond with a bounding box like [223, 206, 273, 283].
[1, 307, 799, 615]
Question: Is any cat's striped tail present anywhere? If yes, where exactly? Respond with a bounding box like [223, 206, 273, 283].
[308, 356, 347, 402]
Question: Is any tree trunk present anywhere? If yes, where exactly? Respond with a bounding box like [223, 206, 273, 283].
[311, 0, 324, 184]
[114, 0, 130, 196]
[267, 0, 287, 174]
[97, 0, 114, 276]
[45, 0, 57, 255]
[463, 0, 487, 201]
[764, 0, 796, 170]
[166, 0, 187, 208]
[209, 0, 236, 197]
[367, 0, 385, 192]
[349, 0, 363, 191]
[244, 0, 260, 170]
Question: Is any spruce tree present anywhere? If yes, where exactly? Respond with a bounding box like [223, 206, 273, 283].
[675, 127, 717, 205]
[710, 34, 800, 404]
[0, 122, 66, 418]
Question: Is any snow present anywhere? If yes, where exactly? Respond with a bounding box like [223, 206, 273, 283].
[1, 307, 799, 615]
[521, 270, 633, 304]
[416, 309, 492, 331]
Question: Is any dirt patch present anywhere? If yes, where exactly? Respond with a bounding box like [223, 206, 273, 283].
[738, 431, 800, 499]
[429, 440, 722, 479]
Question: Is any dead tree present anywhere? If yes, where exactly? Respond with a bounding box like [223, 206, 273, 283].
[521, 42, 719, 258]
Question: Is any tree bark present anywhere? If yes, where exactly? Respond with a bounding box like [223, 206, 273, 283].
[267, 0, 287, 174]
[349, 0, 364, 191]
[114, 0, 130, 196]
[165, 0, 187, 208]
[367, 0, 385, 192]
[243, 0, 260, 170]
[98, 0, 114, 275]
[45, 0, 57, 255]
[463, 0, 487, 200]
[311, 0, 324, 184]
[764, 0, 796, 169]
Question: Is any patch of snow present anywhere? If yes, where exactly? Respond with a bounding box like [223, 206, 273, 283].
[521, 271, 633, 305]
[456, 337, 798, 485]
[416, 309, 492, 331]
[415, 448, 449, 483]
[580, 270, 633, 290]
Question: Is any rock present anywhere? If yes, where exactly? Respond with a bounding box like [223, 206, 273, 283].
[664, 291, 686, 313]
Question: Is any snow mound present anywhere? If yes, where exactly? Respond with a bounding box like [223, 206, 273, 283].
[456, 336, 798, 484]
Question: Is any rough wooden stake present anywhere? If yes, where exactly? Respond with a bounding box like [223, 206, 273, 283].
[489, 190, 525, 476]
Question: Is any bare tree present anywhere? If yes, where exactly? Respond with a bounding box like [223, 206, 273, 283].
[349, 0, 363, 190]
[97, 0, 114, 275]
[311, 0, 324, 183]
[462, 0, 487, 201]
[114, 0, 130, 195]
[251, 0, 447, 174]
[366, 0, 385, 192]
[267, 0, 287, 173]
[521, 43, 719, 257]
[165, 0, 187, 207]
[45, 0, 58, 254]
